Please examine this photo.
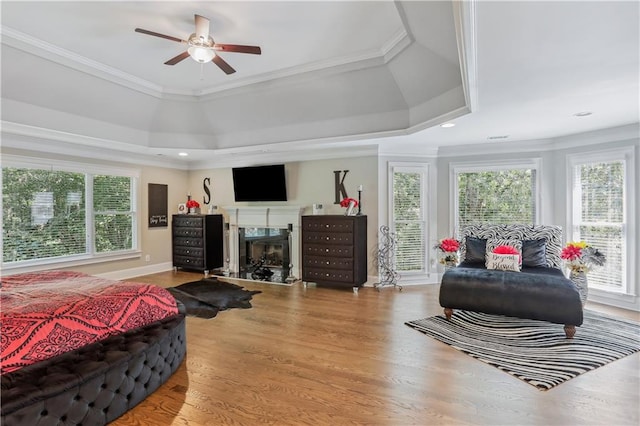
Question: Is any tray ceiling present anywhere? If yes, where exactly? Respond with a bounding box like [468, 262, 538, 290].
[1, 1, 638, 168]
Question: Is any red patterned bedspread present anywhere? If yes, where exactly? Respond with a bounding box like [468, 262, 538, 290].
[1, 271, 179, 375]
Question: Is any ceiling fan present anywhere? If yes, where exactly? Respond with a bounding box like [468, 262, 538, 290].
[135, 14, 261, 75]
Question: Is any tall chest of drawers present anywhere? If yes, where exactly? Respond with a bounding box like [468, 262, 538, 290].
[172, 214, 223, 274]
[301, 215, 367, 289]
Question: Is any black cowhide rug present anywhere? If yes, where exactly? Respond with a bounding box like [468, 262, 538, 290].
[167, 277, 261, 319]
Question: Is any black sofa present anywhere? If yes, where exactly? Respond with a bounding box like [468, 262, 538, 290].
[438, 224, 583, 338]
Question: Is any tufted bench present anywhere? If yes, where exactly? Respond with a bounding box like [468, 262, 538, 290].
[1, 312, 186, 425]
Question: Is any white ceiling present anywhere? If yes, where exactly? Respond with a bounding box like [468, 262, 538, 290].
[1, 1, 638, 168]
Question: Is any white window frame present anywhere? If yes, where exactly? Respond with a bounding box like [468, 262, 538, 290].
[449, 158, 542, 234]
[566, 147, 636, 298]
[388, 162, 430, 277]
[1, 155, 141, 274]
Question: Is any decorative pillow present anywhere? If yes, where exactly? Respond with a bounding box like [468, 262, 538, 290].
[464, 237, 487, 264]
[522, 239, 548, 268]
[486, 253, 521, 271]
[485, 239, 522, 268]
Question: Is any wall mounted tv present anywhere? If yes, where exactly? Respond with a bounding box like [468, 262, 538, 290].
[232, 164, 288, 202]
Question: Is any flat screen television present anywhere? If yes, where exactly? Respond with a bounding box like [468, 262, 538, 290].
[232, 164, 288, 202]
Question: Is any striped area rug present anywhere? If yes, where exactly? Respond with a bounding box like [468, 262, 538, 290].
[405, 310, 640, 390]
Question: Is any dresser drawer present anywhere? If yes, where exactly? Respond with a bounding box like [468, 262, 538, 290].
[173, 216, 204, 228]
[303, 232, 353, 245]
[173, 246, 204, 257]
[174, 256, 204, 268]
[303, 218, 354, 233]
[173, 227, 204, 238]
[303, 268, 354, 284]
[173, 237, 204, 248]
[303, 256, 353, 270]
[303, 245, 353, 258]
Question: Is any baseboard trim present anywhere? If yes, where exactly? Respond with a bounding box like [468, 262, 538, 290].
[96, 262, 174, 281]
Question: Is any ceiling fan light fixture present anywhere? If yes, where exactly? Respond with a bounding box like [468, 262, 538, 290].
[188, 46, 215, 63]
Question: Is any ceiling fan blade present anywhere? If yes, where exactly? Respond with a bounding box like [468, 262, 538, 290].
[164, 51, 191, 65]
[135, 28, 185, 44]
[212, 55, 236, 74]
[194, 14, 210, 39]
[214, 44, 262, 55]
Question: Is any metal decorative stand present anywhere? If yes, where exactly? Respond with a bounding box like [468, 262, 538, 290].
[285, 223, 298, 283]
[223, 223, 231, 276]
[374, 225, 402, 291]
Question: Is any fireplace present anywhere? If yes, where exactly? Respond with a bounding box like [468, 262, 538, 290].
[238, 227, 290, 282]
[223, 206, 303, 283]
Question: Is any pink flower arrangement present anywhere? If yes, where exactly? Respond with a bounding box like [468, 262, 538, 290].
[560, 242, 584, 261]
[436, 238, 460, 253]
[561, 241, 606, 273]
[186, 199, 200, 209]
[340, 197, 358, 208]
[434, 238, 461, 266]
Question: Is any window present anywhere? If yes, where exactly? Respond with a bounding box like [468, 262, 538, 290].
[2, 156, 139, 269]
[390, 165, 428, 273]
[568, 148, 634, 293]
[452, 160, 540, 231]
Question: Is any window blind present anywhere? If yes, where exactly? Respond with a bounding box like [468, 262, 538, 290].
[2, 166, 136, 265]
[457, 169, 536, 228]
[93, 175, 134, 253]
[574, 161, 624, 289]
[2, 168, 86, 262]
[392, 170, 426, 272]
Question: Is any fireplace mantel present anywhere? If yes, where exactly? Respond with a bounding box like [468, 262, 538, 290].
[223, 206, 304, 229]
[222, 206, 304, 279]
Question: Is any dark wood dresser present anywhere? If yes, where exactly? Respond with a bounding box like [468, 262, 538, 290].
[301, 215, 367, 291]
[172, 214, 223, 274]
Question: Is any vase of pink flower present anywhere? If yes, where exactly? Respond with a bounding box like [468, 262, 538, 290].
[340, 197, 358, 216]
[434, 238, 461, 269]
[561, 241, 606, 306]
[186, 199, 200, 214]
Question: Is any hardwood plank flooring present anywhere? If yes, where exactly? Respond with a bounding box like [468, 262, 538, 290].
[112, 271, 640, 425]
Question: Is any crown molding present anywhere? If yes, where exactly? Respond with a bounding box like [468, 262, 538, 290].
[1, 121, 189, 169]
[1, 24, 410, 99]
[452, 0, 479, 113]
[1, 27, 164, 98]
[551, 123, 639, 150]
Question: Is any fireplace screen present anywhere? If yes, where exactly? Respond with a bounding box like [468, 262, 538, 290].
[238, 227, 290, 282]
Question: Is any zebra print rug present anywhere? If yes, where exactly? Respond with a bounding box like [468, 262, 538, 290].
[405, 310, 640, 390]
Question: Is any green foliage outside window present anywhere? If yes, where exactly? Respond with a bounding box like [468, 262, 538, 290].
[393, 170, 425, 272]
[2, 168, 86, 262]
[458, 169, 536, 227]
[2, 167, 135, 264]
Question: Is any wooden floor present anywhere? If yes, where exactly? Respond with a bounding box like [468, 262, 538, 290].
[111, 271, 640, 426]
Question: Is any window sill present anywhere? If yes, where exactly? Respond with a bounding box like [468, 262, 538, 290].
[1, 251, 142, 276]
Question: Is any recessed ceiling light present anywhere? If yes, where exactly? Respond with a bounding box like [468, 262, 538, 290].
[573, 111, 593, 117]
[487, 135, 509, 140]
[440, 123, 456, 128]
[178, 152, 189, 157]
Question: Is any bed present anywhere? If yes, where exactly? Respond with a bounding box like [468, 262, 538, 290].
[1, 270, 187, 425]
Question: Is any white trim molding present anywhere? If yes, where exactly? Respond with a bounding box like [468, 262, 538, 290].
[565, 146, 637, 310]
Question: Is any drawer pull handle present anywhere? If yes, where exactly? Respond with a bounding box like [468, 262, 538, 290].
[326, 237, 330, 240]
[326, 249, 329, 252]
